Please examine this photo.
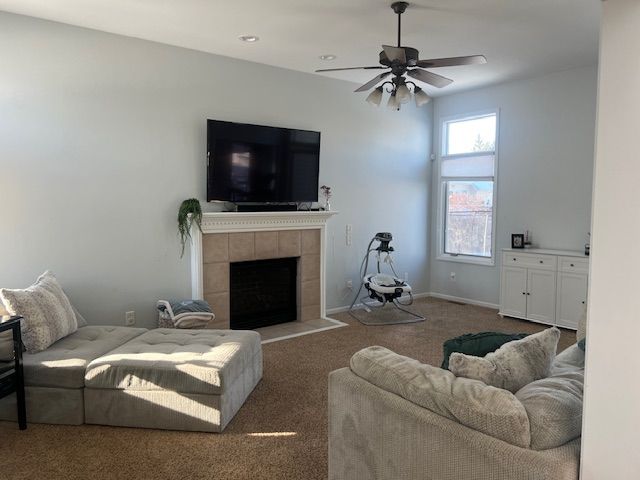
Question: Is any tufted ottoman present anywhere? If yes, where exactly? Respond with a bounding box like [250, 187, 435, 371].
[83, 328, 262, 432]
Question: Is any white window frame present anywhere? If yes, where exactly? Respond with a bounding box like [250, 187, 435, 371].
[436, 109, 499, 267]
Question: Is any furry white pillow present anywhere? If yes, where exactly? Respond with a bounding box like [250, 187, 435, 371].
[449, 327, 561, 393]
[0, 271, 78, 353]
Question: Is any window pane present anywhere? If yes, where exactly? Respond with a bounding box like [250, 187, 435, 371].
[441, 153, 495, 177]
[444, 180, 494, 257]
[445, 114, 496, 155]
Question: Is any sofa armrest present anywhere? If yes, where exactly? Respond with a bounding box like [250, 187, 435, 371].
[328, 368, 580, 480]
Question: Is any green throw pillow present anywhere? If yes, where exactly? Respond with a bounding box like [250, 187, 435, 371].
[441, 331, 529, 370]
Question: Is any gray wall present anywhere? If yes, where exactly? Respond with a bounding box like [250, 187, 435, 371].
[429, 65, 597, 306]
[0, 12, 432, 328]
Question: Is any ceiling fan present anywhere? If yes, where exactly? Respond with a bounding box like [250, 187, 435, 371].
[316, 2, 487, 110]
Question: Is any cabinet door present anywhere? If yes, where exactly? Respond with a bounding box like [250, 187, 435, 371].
[556, 272, 588, 330]
[526, 268, 557, 324]
[500, 266, 527, 318]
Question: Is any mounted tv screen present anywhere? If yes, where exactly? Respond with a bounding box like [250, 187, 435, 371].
[207, 120, 320, 203]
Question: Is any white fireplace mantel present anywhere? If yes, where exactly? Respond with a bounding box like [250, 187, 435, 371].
[196, 210, 337, 234]
[190, 211, 338, 316]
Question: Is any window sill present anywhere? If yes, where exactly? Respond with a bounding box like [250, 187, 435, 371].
[436, 254, 495, 267]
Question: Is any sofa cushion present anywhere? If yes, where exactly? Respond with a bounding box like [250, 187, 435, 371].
[441, 331, 528, 370]
[85, 329, 262, 395]
[350, 346, 531, 448]
[516, 370, 583, 450]
[552, 344, 585, 374]
[449, 327, 560, 393]
[0, 271, 78, 353]
[23, 325, 147, 389]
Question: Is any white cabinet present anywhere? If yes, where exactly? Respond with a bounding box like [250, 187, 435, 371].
[556, 261, 589, 328]
[526, 269, 557, 324]
[501, 266, 527, 317]
[499, 249, 589, 330]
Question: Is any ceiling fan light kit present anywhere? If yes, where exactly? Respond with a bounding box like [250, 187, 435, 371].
[366, 86, 384, 106]
[414, 87, 431, 107]
[387, 92, 399, 110]
[315, 1, 487, 111]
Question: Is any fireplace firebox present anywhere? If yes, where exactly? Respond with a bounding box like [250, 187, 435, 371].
[230, 257, 298, 329]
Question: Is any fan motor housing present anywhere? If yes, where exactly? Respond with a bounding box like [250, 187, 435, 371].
[379, 47, 419, 67]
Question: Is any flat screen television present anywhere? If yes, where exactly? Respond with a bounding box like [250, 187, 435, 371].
[207, 120, 321, 203]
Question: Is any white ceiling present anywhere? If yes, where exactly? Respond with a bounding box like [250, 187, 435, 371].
[0, 0, 601, 96]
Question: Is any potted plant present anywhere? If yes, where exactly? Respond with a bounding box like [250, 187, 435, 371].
[178, 198, 203, 257]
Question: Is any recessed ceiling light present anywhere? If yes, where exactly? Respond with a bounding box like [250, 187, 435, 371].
[239, 35, 259, 43]
[319, 54, 337, 61]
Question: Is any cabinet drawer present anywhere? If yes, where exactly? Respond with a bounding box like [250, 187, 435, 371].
[502, 252, 557, 271]
[559, 256, 589, 274]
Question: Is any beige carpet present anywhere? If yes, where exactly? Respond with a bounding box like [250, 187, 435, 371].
[0, 298, 576, 480]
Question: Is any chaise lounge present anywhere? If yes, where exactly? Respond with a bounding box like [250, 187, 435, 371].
[0, 323, 262, 432]
[0, 273, 262, 432]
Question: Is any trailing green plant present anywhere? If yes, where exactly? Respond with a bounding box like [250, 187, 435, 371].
[178, 198, 203, 257]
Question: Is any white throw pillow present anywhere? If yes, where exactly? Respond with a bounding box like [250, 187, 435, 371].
[449, 327, 561, 393]
[0, 271, 78, 353]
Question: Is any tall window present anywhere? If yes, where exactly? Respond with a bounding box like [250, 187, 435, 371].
[438, 112, 498, 264]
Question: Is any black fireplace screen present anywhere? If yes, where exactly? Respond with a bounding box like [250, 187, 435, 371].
[230, 257, 298, 329]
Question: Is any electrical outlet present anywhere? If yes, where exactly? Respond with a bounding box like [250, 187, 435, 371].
[346, 279, 353, 290]
[450, 272, 456, 281]
[125, 311, 136, 326]
[346, 224, 352, 246]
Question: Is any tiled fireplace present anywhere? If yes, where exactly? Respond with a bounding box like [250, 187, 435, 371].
[190, 211, 337, 330]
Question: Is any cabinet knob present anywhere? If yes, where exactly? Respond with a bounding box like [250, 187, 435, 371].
[522, 292, 526, 295]
[539, 260, 544, 264]
[527, 292, 531, 295]
[570, 263, 575, 267]
[513, 258, 517, 261]
[582, 301, 586, 304]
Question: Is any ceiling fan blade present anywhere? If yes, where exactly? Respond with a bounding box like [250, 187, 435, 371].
[407, 69, 453, 88]
[416, 55, 487, 68]
[354, 71, 392, 92]
[382, 45, 406, 63]
[315, 66, 387, 72]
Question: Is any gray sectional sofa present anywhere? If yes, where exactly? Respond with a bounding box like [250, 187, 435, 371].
[329, 343, 583, 480]
[0, 325, 262, 432]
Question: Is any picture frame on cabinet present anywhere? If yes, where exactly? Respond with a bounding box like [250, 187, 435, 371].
[511, 234, 525, 249]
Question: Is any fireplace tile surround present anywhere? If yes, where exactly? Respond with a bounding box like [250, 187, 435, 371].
[202, 229, 320, 328]
[190, 211, 340, 337]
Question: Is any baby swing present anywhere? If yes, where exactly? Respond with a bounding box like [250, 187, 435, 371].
[349, 232, 425, 325]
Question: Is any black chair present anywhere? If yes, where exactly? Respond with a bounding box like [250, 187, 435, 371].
[0, 316, 26, 429]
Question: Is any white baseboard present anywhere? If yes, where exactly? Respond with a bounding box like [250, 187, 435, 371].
[326, 292, 497, 315]
[326, 292, 430, 315]
[426, 292, 499, 310]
